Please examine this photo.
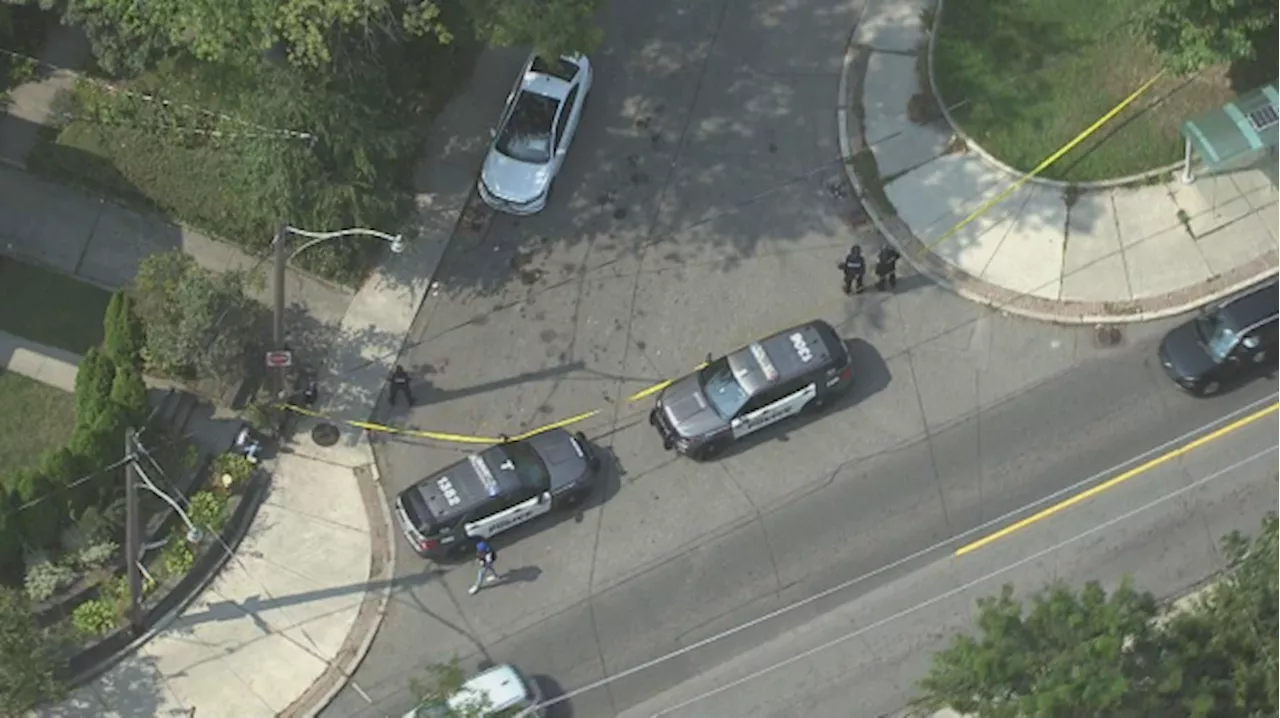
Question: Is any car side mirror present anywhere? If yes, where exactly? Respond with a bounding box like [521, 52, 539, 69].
[489, 128, 497, 139]
[705, 352, 714, 364]
[538, 492, 549, 504]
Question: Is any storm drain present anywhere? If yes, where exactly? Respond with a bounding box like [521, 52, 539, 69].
[1094, 324, 1123, 347]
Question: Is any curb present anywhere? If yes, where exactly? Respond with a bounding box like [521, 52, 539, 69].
[283, 450, 397, 718]
[64, 469, 271, 687]
[836, 23, 1280, 325]
[924, 0, 1182, 191]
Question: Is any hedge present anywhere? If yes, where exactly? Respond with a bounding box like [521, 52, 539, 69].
[0, 291, 149, 586]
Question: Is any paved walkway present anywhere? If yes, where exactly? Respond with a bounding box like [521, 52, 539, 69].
[0, 27, 487, 718]
[840, 0, 1279, 323]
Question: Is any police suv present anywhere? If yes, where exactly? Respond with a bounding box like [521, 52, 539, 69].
[650, 320, 854, 460]
[393, 429, 600, 559]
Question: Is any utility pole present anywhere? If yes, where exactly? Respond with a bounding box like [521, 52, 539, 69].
[123, 428, 143, 634]
[272, 226, 288, 399]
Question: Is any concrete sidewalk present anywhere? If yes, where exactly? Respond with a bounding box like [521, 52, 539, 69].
[840, 0, 1279, 324]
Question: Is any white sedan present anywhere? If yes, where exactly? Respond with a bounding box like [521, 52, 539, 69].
[478, 53, 593, 215]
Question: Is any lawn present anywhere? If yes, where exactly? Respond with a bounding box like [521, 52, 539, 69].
[0, 256, 111, 354]
[932, 0, 1239, 182]
[0, 369, 77, 471]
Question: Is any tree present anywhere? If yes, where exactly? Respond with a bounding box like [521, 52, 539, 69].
[102, 291, 144, 367]
[0, 586, 68, 715]
[918, 579, 1164, 718]
[1139, 0, 1277, 75]
[46, 0, 452, 71]
[0, 492, 24, 588]
[10, 469, 64, 553]
[73, 347, 117, 427]
[109, 364, 150, 427]
[132, 250, 260, 381]
[466, 0, 605, 60]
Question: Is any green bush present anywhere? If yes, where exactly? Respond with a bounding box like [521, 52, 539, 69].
[71, 598, 118, 637]
[76, 540, 118, 571]
[11, 469, 64, 552]
[38, 448, 85, 493]
[23, 561, 74, 603]
[188, 491, 229, 534]
[210, 452, 254, 492]
[109, 364, 150, 427]
[0, 493, 24, 587]
[162, 532, 193, 576]
[73, 347, 116, 426]
[102, 291, 143, 367]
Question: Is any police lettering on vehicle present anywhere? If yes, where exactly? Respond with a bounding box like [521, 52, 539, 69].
[790, 332, 813, 362]
[466, 493, 553, 538]
[468, 455, 501, 497]
[730, 383, 817, 439]
[436, 476, 462, 506]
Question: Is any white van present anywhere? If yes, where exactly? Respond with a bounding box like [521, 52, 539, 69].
[403, 664, 544, 718]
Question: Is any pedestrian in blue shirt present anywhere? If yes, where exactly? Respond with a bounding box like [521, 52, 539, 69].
[469, 540, 501, 595]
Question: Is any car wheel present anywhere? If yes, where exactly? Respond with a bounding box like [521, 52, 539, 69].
[694, 441, 726, 461]
[1197, 380, 1221, 397]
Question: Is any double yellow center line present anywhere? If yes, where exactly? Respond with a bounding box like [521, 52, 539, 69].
[955, 401, 1279, 557]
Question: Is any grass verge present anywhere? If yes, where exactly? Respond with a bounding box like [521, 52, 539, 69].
[932, 0, 1238, 181]
[0, 257, 111, 354]
[0, 369, 77, 471]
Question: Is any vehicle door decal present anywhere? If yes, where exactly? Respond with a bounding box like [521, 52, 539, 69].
[464, 493, 553, 539]
[729, 384, 816, 440]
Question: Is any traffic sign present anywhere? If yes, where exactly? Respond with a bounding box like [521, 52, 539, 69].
[265, 350, 294, 368]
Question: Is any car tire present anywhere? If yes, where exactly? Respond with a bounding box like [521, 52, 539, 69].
[1197, 380, 1222, 397]
[694, 441, 726, 462]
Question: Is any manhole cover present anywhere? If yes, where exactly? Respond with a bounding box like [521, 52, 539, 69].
[1094, 324, 1123, 347]
[311, 422, 341, 447]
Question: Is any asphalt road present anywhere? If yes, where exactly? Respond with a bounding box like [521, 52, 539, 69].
[319, 0, 1280, 715]
[616, 402, 1279, 718]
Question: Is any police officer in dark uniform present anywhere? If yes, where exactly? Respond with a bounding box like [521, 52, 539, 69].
[875, 245, 901, 291]
[838, 245, 866, 294]
[389, 364, 414, 406]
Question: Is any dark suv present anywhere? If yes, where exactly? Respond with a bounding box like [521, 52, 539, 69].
[1158, 277, 1279, 396]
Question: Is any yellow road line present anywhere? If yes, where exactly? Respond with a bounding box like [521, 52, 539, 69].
[955, 402, 1279, 557]
[920, 71, 1165, 258]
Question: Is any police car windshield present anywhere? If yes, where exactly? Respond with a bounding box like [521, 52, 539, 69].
[697, 358, 750, 420]
[493, 442, 551, 492]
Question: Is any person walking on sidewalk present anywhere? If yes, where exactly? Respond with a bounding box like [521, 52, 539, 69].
[838, 245, 866, 295]
[874, 245, 901, 291]
[389, 364, 415, 406]
[469, 540, 501, 595]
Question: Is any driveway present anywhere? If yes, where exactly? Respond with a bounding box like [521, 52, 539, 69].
[319, 0, 1279, 716]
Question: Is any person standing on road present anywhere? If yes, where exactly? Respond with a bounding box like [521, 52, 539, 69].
[469, 540, 501, 595]
[389, 364, 415, 406]
[875, 245, 901, 291]
[839, 244, 866, 295]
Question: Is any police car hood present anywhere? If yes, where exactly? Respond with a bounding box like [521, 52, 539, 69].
[660, 375, 725, 438]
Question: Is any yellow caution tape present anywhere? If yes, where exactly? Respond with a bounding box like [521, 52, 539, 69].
[920, 71, 1166, 258]
[274, 360, 711, 446]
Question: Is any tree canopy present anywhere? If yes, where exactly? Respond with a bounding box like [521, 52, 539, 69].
[0, 586, 68, 715]
[917, 515, 1279, 718]
[1139, 0, 1278, 75]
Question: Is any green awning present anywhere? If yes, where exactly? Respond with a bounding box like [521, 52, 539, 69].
[1181, 83, 1279, 167]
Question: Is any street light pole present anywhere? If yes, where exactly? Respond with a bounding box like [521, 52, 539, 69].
[272, 226, 289, 399]
[123, 428, 143, 634]
[269, 225, 405, 401]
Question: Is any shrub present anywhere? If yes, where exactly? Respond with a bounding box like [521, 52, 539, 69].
[132, 251, 259, 381]
[11, 469, 64, 552]
[102, 291, 143, 367]
[73, 347, 116, 426]
[188, 491, 229, 534]
[76, 541, 118, 571]
[162, 533, 194, 576]
[0, 493, 23, 587]
[210, 452, 254, 492]
[39, 448, 85, 492]
[109, 364, 150, 427]
[24, 561, 75, 603]
[71, 598, 118, 637]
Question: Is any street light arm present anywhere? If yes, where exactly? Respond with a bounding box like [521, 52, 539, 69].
[282, 226, 405, 261]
